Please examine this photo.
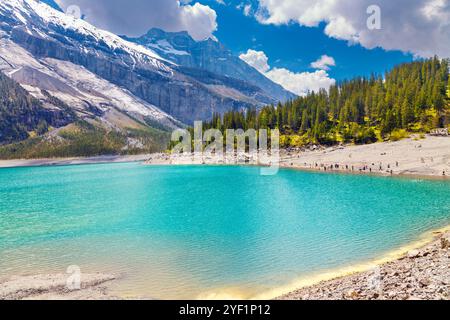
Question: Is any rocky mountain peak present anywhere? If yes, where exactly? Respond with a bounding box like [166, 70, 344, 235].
[125, 28, 296, 103]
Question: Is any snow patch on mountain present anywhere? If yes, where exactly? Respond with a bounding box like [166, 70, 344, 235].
[147, 40, 190, 56]
[0, 39, 181, 129]
[0, 0, 293, 125]
[0, 0, 173, 70]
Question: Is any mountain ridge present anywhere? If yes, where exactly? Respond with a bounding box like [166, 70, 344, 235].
[0, 0, 284, 127]
[0, 0, 295, 158]
[123, 27, 296, 103]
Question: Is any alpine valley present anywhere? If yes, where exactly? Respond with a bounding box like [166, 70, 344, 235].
[0, 0, 294, 159]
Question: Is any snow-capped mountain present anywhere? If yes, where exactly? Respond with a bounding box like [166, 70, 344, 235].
[0, 0, 275, 130]
[0, 0, 182, 130]
[124, 28, 296, 104]
[0, 0, 171, 72]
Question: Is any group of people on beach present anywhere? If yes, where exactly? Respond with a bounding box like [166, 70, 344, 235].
[303, 161, 399, 175]
[287, 160, 447, 176]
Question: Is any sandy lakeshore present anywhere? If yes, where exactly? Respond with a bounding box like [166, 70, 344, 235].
[0, 154, 152, 168]
[279, 136, 450, 178]
[145, 135, 450, 178]
[2, 136, 448, 178]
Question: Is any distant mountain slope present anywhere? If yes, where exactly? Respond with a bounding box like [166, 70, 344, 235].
[0, 0, 278, 126]
[0, 70, 74, 144]
[0, 70, 171, 158]
[0, 40, 182, 130]
[124, 28, 296, 103]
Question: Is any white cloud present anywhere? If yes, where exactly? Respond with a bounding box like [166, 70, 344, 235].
[310, 55, 336, 70]
[56, 0, 218, 40]
[266, 68, 336, 96]
[256, 0, 450, 58]
[240, 49, 335, 96]
[239, 49, 270, 73]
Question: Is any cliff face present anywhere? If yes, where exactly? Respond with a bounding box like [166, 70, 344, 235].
[14, 28, 254, 124]
[124, 28, 296, 104]
[0, 0, 285, 127]
[0, 71, 74, 144]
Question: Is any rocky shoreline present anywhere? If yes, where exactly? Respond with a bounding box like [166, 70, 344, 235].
[278, 230, 450, 300]
[0, 273, 119, 300]
[1, 231, 449, 300]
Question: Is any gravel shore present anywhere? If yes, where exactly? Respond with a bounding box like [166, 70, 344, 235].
[279, 136, 450, 178]
[144, 136, 450, 179]
[278, 230, 450, 300]
[1, 231, 448, 300]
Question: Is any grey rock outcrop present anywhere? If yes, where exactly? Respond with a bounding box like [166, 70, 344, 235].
[124, 28, 295, 104]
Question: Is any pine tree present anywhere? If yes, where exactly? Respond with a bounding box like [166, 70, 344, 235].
[199, 58, 449, 147]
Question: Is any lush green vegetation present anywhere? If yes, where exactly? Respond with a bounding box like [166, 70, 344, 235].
[2, 58, 449, 158]
[0, 71, 169, 159]
[202, 58, 450, 148]
[0, 120, 170, 160]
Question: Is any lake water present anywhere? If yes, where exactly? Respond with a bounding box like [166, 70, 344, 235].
[0, 162, 449, 299]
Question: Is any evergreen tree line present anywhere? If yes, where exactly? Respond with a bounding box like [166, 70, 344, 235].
[202, 58, 450, 147]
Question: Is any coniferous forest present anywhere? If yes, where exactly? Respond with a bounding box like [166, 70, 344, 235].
[202, 58, 450, 147]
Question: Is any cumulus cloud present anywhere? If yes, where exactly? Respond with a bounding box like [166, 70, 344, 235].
[55, 0, 217, 40]
[239, 49, 270, 73]
[240, 49, 335, 96]
[266, 68, 336, 96]
[310, 55, 336, 70]
[256, 0, 450, 58]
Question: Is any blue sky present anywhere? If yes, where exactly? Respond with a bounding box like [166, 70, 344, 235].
[204, 0, 413, 81]
[55, 0, 449, 95]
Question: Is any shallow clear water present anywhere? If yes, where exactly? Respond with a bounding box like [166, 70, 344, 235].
[0, 162, 449, 299]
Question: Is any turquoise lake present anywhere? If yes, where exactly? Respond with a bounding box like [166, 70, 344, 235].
[0, 162, 449, 299]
